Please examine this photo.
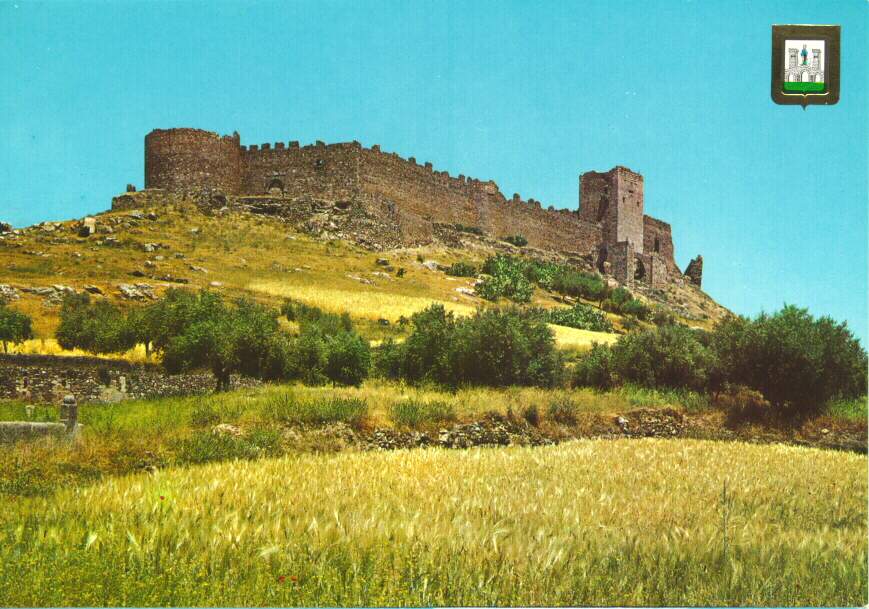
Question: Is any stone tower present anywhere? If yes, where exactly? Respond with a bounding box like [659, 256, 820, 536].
[144, 128, 243, 194]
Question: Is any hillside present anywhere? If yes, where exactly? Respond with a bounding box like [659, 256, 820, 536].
[0, 196, 728, 356]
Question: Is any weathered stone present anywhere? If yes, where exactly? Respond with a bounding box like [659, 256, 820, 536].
[78, 217, 97, 237]
[684, 255, 703, 287]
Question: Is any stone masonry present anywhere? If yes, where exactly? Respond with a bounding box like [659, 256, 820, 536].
[127, 128, 703, 288]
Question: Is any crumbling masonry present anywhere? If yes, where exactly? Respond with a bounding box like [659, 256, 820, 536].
[118, 128, 703, 288]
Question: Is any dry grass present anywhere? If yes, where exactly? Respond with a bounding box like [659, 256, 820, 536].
[0, 439, 863, 606]
[248, 281, 475, 321]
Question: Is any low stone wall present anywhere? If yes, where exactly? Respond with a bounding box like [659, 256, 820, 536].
[0, 354, 259, 404]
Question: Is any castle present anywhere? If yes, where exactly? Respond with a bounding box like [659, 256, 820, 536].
[126, 128, 703, 288]
[785, 46, 824, 83]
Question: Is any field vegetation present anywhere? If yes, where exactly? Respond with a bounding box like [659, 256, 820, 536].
[0, 439, 864, 606]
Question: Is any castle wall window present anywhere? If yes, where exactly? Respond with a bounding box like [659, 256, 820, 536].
[654, 237, 660, 253]
[267, 179, 284, 194]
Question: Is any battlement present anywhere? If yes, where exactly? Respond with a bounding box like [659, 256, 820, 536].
[139, 127, 696, 288]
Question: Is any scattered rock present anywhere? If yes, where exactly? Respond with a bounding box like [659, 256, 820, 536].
[346, 274, 374, 285]
[209, 281, 224, 288]
[83, 285, 103, 295]
[421, 260, 440, 272]
[118, 283, 156, 300]
[0, 284, 20, 302]
[212, 423, 243, 438]
[189, 265, 208, 274]
[376, 258, 390, 266]
[455, 287, 475, 296]
[189, 227, 200, 235]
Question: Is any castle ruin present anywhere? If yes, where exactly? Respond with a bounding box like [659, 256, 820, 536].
[118, 128, 703, 288]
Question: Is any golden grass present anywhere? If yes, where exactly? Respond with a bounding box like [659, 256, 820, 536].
[248, 280, 476, 321]
[548, 323, 620, 351]
[0, 439, 864, 606]
[8, 338, 151, 363]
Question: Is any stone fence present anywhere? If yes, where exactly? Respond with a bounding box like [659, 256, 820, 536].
[0, 354, 260, 404]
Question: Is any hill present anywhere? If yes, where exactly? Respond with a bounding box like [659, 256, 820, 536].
[0, 196, 728, 357]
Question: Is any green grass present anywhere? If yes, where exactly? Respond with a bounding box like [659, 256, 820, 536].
[826, 396, 868, 421]
[389, 398, 456, 428]
[0, 439, 864, 606]
[783, 82, 825, 93]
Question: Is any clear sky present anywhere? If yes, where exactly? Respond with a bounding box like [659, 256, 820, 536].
[1, 0, 866, 342]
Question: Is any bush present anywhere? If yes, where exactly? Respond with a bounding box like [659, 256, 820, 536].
[620, 298, 650, 320]
[390, 399, 456, 428]
[454, 223, 483, 236]
[551, 269, 609, 301]
[710, 306, 868, 417]
[448, 308, 564, 388]
[323, 331, 370, 387]
[610, 325, 714, 391]
[547, 398, 580, 424]
[542, 303, 614, 332]
[445, 261, 477, 277]
[572, 343, 616, 389]
[383, 305, 564, 388]
[477, 255, 534, 303]
[521, 404, 540, 427]
[713, 384, 772, 425]
[502, 234, 528, 247]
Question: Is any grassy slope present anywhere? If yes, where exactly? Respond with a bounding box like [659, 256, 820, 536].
[0, 202, 621, 351]
[0, 439, 864, 606]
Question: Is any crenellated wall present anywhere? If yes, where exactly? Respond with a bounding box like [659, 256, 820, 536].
[139, 128, 693, 284]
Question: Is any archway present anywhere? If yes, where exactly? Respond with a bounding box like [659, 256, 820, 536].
[634, 258, 646, 281]
[267, 179, 284, 195]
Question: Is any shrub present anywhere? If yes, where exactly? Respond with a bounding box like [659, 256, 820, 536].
[390, 399, 456, 428]
[477, 255, 534, 303]
[445, 261, 477, 277]
[620, 298, 650, 320]
[372, 338, 403, 380]
[610, 325, 715, 391]
[650, 306, 678, 327]
[572, 343, 616, 389]
[713, 384, 772, 425]
[384, 305, 564, 388]
[448, 308, 564, 388]
[543, 303, 614, 332]
[547, 398, 580, 424]
[323, 331, 370, 387]
[551, 269, 609, 301]
[454, 223, 483, 236]
[710, 306, 868, 417]
[502, 234, 528, 247]
[521, 404, 540, 427]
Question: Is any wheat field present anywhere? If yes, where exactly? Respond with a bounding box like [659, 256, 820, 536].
[0, 438, 864, 606]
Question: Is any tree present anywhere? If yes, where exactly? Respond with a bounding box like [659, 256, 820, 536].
[162, 295, 291, 391]
[0, 304, 33, 353]
[55, 293, 135, 355]
[710, 306, 868, 416]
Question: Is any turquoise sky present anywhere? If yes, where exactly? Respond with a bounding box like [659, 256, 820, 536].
[1, 0, 866, 342]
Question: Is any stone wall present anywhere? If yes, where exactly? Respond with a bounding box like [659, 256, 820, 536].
[145, 128, 242, 194]
[642, 215, 676, 270]
[0, 354, 259, 404]
[140, 128, 692, 285]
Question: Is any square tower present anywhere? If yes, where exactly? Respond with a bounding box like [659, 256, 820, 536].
[579, 166, 644, 254]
